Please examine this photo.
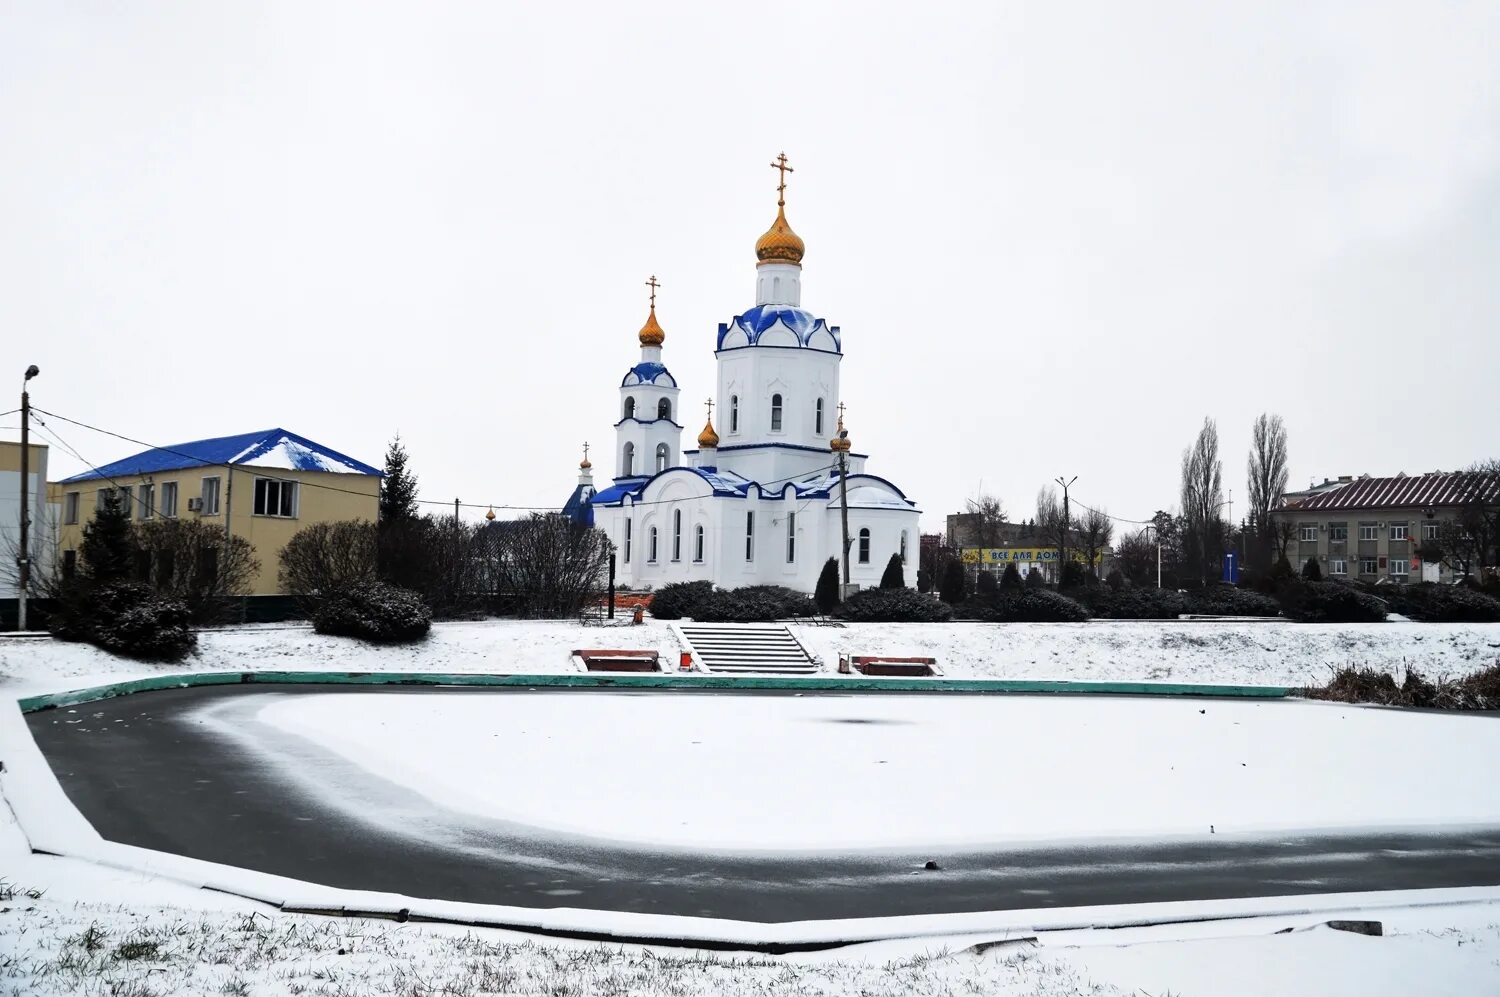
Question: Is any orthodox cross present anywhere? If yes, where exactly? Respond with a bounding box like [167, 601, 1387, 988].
[769, 152, 794, 206]
[837, 401, 847, 425]
[704, 397, 714, 421]
[645, 275, 660, 309]
[582, 442, 590, 463]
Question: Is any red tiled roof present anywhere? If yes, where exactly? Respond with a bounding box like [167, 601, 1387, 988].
[1290, 472, 1500, 512]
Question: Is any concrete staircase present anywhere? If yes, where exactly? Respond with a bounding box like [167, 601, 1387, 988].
[675, 623, 820, 675]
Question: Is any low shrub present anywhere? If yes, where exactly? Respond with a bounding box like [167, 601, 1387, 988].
[1380, 583, 1500, 623]
[89, 582, 196, 661]
[313, 582, 432, 643]
[978, 589, 1090, 623]
[1279, 581, 1387, 623]
[731, 585, 816, 618]
[692, 587, 790, 623]
[1186, 585, 1281, 618]
[834, 587, 954, 623]
[647, 580, 714, 621]
[1084, 586, 1188, 620]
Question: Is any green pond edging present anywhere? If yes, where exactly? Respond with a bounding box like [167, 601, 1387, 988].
[16, 670, 1296, 713]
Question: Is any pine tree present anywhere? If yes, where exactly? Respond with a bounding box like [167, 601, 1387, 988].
[879, 553, 905, 589]
[379, 435, 420, 525]
[975, 569, 998, 597]
[1000, 562, 1023, 591]
[939, 559, 968, 604]
[1025, 567, 1046, 590]
[814, 557, 841, 613]
[79, 491, 135, 585]
[1302, 557, 1323, 582]
[917, 568, 932, 593]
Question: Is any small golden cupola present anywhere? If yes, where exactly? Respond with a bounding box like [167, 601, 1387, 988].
[830, 409, 851, 453]
[755, 152, 805, 266]
[697, 398, 720, 449]
[638, 275, 666, 346]
[484, 506, 497, 521]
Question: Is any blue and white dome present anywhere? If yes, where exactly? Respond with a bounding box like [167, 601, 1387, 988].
[715, 305, 841, 353]
[621, 361, 678, 388]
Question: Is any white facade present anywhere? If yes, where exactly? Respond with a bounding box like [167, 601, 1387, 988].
[588, 186, 920, 594]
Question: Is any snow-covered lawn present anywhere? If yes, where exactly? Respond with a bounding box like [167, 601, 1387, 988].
[3, 617, 1499, 697]
[226, 689, 1500, 850]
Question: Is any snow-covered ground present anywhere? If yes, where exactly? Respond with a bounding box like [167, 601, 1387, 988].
[3, 617, 1499, 698]
[224, 689, 1500, 850]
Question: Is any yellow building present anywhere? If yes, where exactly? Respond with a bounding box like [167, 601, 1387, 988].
[48, 428, 381, 597]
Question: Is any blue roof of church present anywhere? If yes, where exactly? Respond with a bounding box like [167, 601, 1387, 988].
[621, 362, 677, 387]
[716, 306, 841, 352]
[562, 482, 595, 526]
[60, 428, 382, 484]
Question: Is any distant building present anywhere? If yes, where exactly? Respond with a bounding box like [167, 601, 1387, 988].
[2, 440, 52, 604]
[48, 428, 381, 597]
[944, 514, 1105, 583]
[1271, 471, 1500, 584]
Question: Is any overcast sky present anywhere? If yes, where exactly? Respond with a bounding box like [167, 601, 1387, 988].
[3, 2, 1496, 536]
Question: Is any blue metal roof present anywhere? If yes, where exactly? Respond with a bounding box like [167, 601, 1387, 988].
[59, 428, 382, 484]
[716, 306, 841, 352]
[621, 362, 677, 388]
[562, 482, 595, 526]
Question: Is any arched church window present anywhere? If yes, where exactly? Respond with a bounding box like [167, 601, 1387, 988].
[672, 509, 682, 561]
[900, 531, 909, 563]
[655, 443, 669, 473]
[770, 394, 783, 431]
[657, 398, 671, 421]
[649, 527, 659, 563]
[858, 528, 871, 564]
[623, 397, 636, 420]
[623, 518, 632, 563]
[815, 398, 825, 436]
[694, 524, 704, 562]
[622, 442, 635, 476]
[730, 396, 739, 433]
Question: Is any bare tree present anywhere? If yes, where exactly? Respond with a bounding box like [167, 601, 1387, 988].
[1035, 485, 1069, 575]
[492, 513, 612, 618]
[278, 520, 379, 611]
[134, 519, 259, 623]
[1437, 460, 1500, 579]
[1114, 528, 1157, 585]
[1246, 413, 1289, 573]
[1077, 506, 1114, 577]
[1, 504, 67, 599]
[1179, 417, 1225, 585]
[962, 494, 1008, 547]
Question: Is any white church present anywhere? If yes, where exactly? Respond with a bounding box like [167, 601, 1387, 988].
[567, 156, 920, 593]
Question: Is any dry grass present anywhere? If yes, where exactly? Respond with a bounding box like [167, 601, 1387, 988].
[1304, 660, 1500, 709]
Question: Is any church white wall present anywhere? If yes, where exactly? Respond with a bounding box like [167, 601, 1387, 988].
[755, 263, 802, 306]
[715, 345, 840, 485]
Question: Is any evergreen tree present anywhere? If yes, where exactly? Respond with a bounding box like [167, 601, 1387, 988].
[1025, 567, 1047, 590]
[1060, 560, 1088, 590]
[975, 569, 998, 597]
[379, 435, 420, 525]
[939, 559, 968, 604]
[79, 491, 135, 585]
[879, 553, 905, 589]
[1000, 562, 1023, 591]
[1302, 557, 1323, 582]
[917, 568, 932, 593]
[814, 557, 842, 613]
[1269, 554, 1295, 583]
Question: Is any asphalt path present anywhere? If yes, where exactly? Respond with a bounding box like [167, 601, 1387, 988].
[25, 684, 1500, 924]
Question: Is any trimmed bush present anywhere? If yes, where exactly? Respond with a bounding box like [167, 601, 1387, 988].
[1186, 585, 1281, 618]
[88, 582, 196, 661]
[815, 558, 842, 613]
[692, 587, 790, 623]
[1059, 561, 1088, 590]
[978, 590, 1090, 623]
[975, 571, 999, 597]
[1380, 583, 1500, 623]
[1025, 569, 1046, 590]
[1105, 569, 1124, 591]
[1000, 562, 1024, 591]
[733, 586, 816, 618]
[1279, 581, 1387, 623]
[916, 568, 932, 593]
[314, 582, 432, 643]
[1084, 586, 1188, 619]
[647, 580, 714, 621]
[834, 587, 954, 623]
[939, 560, 968, 604]
[1302, 557, 1323, 581]
[879, 554, 906, 590]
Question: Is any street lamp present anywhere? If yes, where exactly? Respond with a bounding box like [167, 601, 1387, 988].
[17, 365, 39, 631]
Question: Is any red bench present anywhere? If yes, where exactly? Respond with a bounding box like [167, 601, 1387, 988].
[838, 655, 941, 677]
[573, 649, 662, 673]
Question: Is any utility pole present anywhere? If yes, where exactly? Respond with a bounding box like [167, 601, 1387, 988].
[834, 403, 852, 593]
[17, 366, 39, 631]
[1054, 474, 1077, 584]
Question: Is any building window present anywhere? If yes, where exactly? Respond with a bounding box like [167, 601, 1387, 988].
[745, 511, 754, 561]
[139, 483, 155, 520]
[1358, 524, 1378, 541]
[815, 398, 825, 436]
[1330, 559, 1348, 576]
[63, 491, 80, 525]
[117, 486, 133, 519]
[62, 549, 77, 579]
[160, 481, 178, 519]
[622, 443, 635, 476]
[1299, 524, 1317, 542]
[1390, 523, 1409, 541]
[655, 443, 669, 473]
[1329, 523, 1348, 542]
[770, 393, 783, 431]
[252, 477, 297, 518]
[1423, 521, 1441, 541]
[672, 509, 682, 561]
[786, 511, 796, 563]
[858, 527, 871, 564]
[623, 397, 636, 420]
[694, 524, 704, 562]
[730, 395, 739, 433]
[1390, 559, 1410, 578]
[657, 398, 671, 420]
[1359, 558, 1379, 575]
[201, 476, 221, 516]
[648, 526, 659, 563]
[624, 518, 632, 563]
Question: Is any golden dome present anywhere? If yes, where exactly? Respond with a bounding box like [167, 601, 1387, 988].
[580, 455, 593, 470]
[697, 417, 720, 449]
[830, 413, 851, 452]
[638, 306, 665, 347]
[755, 204, 805, 266]
[484, 506, 496, 521]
